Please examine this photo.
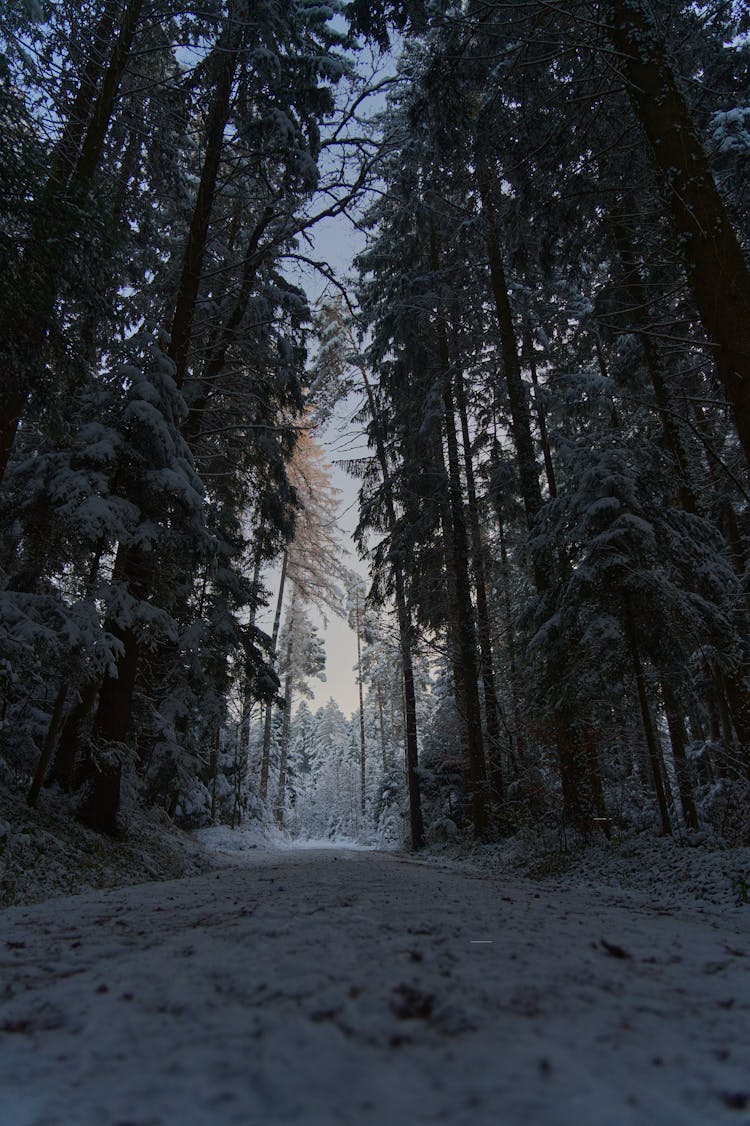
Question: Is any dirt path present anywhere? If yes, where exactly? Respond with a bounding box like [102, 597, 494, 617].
[1, 848, 748, 1125]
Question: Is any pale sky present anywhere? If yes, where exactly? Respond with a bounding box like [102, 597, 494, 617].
[274, 210, 371, 719]
[269, 48, 394, 718]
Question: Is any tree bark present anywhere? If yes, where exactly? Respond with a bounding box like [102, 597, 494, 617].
[611, 221, 698, 512]
[442, 378, 488, 834]
[76, 542, 151, 834]
[69, 0, 145, 187]
[27, 679, 71, 807]
[359, 366, 424, 848]
[183, 204, 276, 432]
[167, 2, 244, 389]
[522, 324, 557, 499]
[607, 0, 750, 470]
[355, 590, 367, 816]
[430, 227, 487, 833]
[274, 661, 294, 827]
[377, 683, 388, 769]
[624, 597, 672, 835]
[260, 550, 288, 802]
[0, 0, 145, 483]
[661, 681, 699, 832]
[51, 678, 101, 791]
[476, 147, 544, 535]
[455, 370, 504, 809]
[48, 1, 121, 186]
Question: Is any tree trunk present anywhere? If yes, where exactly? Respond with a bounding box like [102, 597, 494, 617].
[275, 674, 294, 827]
[183, 205, 276, 433]
[51, 678, 101, 790]
[76, 543, 151, 834]
[455, 370, 504, 809]
[27, 679, 71, 807]
[522, 323, 557, 499]
[585, 733, 608, 828]
[624, 598, 672, 835]
[431, 230, 487, 834]
[260, 550, 288, 801]
[76, 625, 138, 835]
[167, 3, 244, 389]
[355, 590, 367, 817]
[719, 668, 750, 775]
[359, 366, 424, 849]
[476, 146, 544, 534]
[0, 0, 146, 483]
[441, 383, 488, 834]
[69, 0, 145, 187]
[661, 681, 699, 832]
[48, 1, 121, 186]
[210, 736, 218, 822]
[377, 684, 388, 769]
[611, 221, 698, 512]
[489, 490, 525, 767]
[607, 0, 750, 470]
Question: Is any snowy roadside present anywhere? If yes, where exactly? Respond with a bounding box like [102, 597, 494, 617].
[415, 830, 750, 913]
[0, 776, 221, 908]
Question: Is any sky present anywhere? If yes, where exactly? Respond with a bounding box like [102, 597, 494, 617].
[261, 37, 396, 719]
[254, 37, 396, 720]
[266, 213, 371, 718]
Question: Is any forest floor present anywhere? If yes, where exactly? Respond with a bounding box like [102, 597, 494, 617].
[1, 839, 750, 1125]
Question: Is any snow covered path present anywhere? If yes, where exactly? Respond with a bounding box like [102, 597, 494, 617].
[1, 848, 749, 1126]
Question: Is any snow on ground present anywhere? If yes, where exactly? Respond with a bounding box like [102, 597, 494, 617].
[0, 776, 215, 908]
[421, 830, 750, 911]
[194, 823, 375, 861]
[1, 845, 749, 1125]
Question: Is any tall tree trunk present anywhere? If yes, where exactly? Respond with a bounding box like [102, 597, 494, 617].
[167, 2, 244, 389]
[210, 735, 218, 822]
[522, 323, 557, 499]
[443, 390, 488, 832]
[183, 204, 276, 432]
[355, 590, 367, 816]
[486, 473, 526, 769]
[719, 668, 750, 775]
[275, 663, 294, 827]
[260, 550, 288, 802]
[0, 0, 146, 483]
[74, 4, 255, 830]
[455, 371, 504, 809]
[47, 2, 121, 186]
[431, 229, 487, 834]
[475, 146, 544, 536]
[475, 178, 586, 823]
[624, 597, 672, 835]
[69, 0, 145, 187]
[377, 684, 388, 769]
[51, 679, 101, 791]
[611, 221, 698, 512]
[27, 679, 71, 807]
[76, 542, 152, 834]
[607, 0, 750, 469]
[359, 366, 424, 848]
[582, 727, 608, 828]
[234, 541, 264, 766]
[661, 681, 699, 832]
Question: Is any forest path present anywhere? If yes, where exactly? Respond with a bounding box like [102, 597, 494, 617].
[1, 847, 749, 1126]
